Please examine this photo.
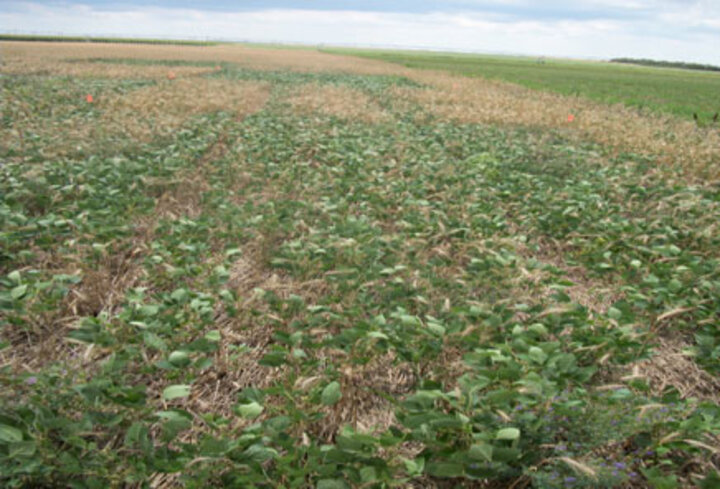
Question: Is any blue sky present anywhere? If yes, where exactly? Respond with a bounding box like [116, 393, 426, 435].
[3, 1, 720, 64]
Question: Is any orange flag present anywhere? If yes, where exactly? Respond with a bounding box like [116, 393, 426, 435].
[86, 94, 94, 103]
[567, 114, 575, 122]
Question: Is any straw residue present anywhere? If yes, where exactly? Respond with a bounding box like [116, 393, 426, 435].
[1, 41, 407, 76]
[100, 78, 270, 140]
[286, 83, 390, 123]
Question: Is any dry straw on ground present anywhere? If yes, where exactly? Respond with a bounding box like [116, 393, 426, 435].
[1, 41, 405, 76]
[0, 77, 270, 161]
[100, 78, 271, 140]
[286, 83, 390, 123]
[1, 58, 213, 79]
[633, 337, 720, 404]
[0, 241, 148, 373]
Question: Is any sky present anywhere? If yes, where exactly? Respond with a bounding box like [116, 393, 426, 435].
[2, 1, 720, 64]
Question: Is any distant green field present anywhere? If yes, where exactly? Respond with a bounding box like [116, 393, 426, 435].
[324, 47, 720, 122]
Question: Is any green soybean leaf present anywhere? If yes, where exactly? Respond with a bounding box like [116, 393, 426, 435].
[641, 467, 678, 489]
[496, 427, 520, 441]
[10, 285, 28, 300]
[528, 346, 547, 364]
[468, 443, 493, 462]
[168, 351, 191, 368]
[8, 441, 36, 457]
[317, 479, 349, 489]
[204, 330, 221, 342]
[243, 444, 278, 463]
[143, 331, 167, 351]
[321, 381, 342, 406]
[237, 401, 264, 419]
[155, 410, 192, 422]
[0, 424, 23, 443]
[359, 466, 377, 483]
[259, 351, 286, 367]
[528, 323, 548, 337]
[170, 288, 189, 303]
[162, 384, 191, 401]
[427, 462, 464, 477]
[403, 457, 425, 476]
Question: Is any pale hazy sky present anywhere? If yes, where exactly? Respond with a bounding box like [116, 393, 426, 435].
[2, 1, 720, 64]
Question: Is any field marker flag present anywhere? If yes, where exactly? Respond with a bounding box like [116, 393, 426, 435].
[167, 71, 176, 80]
[85, 94, 94, 103]
[567, 114, 575, 122]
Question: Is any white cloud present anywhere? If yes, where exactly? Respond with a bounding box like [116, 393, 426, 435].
[1, 2, 719, 64]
